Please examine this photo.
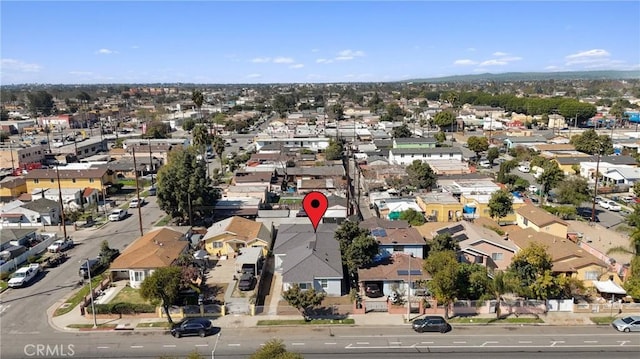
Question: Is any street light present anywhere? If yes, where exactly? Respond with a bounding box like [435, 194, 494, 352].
[211, 332, 221, 359]
[85, 258, 98, 328]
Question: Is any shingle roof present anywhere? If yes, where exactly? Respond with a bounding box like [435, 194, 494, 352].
[360, 217, 410, 230]
[358, 253, 431, 281]
[508, 228, 607, 272]
[109, 228, 188, 270]
[203, 216, 271, 244]
[516, 204, 568, 228]
[23, 167, 108, 180]
[20, 198, 59, 213]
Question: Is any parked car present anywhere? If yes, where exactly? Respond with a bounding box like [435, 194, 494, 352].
[238, 273, 256, 291]
[412, 316, 452, 333]
[148, 186, 157, 196]
[171, 318, 217, 338]
[528, 185, 538, 193]
[47, 238, 74, 253]
[365, 283, 384, 298]
[612, 316, 640, 332]
[517, 165, 530, 173]
[478, 160, 491, 168]
[109, 208, 127, 221]
[599, 200, 621, 211]
[129, 197, 145, 208]
[8, 264, 41, 288]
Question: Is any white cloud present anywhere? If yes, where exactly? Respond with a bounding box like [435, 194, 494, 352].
[1, 58, 42, 72]
[96, 48, 116, 55]
[289, 64, 304, 69]
[479, 59, 508, 66]
[335, 49, 365, 61]
[493, 51, 509, 57]
[316, 58, 333, 64]
[251, 57, 271, 63]
[453, 59, 478, 66]
[246, 73, 262, 78]
[565, 49, 611, 65]
[273, 57, 294, 64]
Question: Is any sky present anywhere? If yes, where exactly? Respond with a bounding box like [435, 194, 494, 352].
[1, 0, 639, 85]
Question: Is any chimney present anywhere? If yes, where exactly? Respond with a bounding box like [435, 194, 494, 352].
[504, 232, 509, 240]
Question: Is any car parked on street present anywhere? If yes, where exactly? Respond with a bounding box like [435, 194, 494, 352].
[599, 200, 621, 211]
[109, 208, 127, 221]
[612, 316, 640, 332]
[47, 238, 74, 253]
[412, 316, 452, 333]
[129, 197, 145, 208]
[171, 318, 217, 338]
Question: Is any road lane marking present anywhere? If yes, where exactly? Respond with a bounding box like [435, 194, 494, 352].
[421, 341, 433, 344]
[584, 340, 598, 343]
[519, 341, 532, 344]
[228, 344, 240, 347]
[162, 345, 176, 348]
[194, 344, 208, 347]
[356, 342, 370, 345]
[325, 342, 337, 345]
[389, 341, 402, 345]
[550, 341, 565, 347]
[481, 341, 498, 346]
[97, 347, 109, 349]
[131, 346, 144, 349]
[345, 344, 640, 350]
[453, 341, 467, 344]
[618, 341, 629, 346]
[291, 343, 305, 346]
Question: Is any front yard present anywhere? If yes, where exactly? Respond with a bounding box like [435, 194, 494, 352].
[110, 285, 150, 305]
[54, 275, 105, 317]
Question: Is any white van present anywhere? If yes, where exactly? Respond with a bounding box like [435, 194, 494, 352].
[518, 164, 530, 173]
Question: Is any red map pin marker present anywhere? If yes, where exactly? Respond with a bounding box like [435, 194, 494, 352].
[302, 191, 328, 232]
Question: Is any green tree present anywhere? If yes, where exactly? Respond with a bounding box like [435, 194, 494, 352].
[406, 160, 437, 190]
[144, 120, 171, 139]
[399, 208, 425, 226]
[386, 102, 405, 119]
[538, 161, 565, 203]
[0, 131, 9, 143]
[429, 233, 460, 253]
[456, 263, 489, 300]
[508, 242, 556, 299]
[26, 90, 55, 116]
[182, 118, 196, 132]
[434, 131, 446, 144]
[281, 284, 325, 320]
[250, 339, 304, 359]
[488, 189, 513, 220]
[633, 182, 640, 198]
[556, 176, 591, 206]
[433, 111, 456, 129]
[139, 266, 182, 324]
[570, 129, 614, 155]
[486, 147, 500, 164]
[98, 240, 118, 267]
[392, 123, 412, 138]
[423, 250, 459, 318]
[325, 138, 344, 160]
[343, 233, 379, 278]
[512, 177, 530, 192]
[331, 103, 344, 120]
[467, 136, 489, 160]
[607, 233, 640, 299]
[157, 147, 218, 222]
[485, 270, 518, 319]
[192, 90, 204, 123]
[212, 135, 226, 173]
[191, 124, 210, 162]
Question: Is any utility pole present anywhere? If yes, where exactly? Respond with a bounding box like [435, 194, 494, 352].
[86, 258, 98, 328]
[132, 148, 144, 237]
[55, 164, 67, 239]
[148, 138, 154, 187]
[591, 140, 602, 224]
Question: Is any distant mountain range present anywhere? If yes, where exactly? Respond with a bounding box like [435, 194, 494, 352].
[408, 70, 640, 83]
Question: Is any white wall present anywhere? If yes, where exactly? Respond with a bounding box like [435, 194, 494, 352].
[389, 152, 463, 166]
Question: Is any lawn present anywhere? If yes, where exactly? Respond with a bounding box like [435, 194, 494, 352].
[54, 275, 104, 317]
[590, 316, 616, 325]
[68, 323, 117, 329]
[155, 214, 171, 226]
[110, 285, 149, 305]
[0, 280, 7, 293]
[257, 318, 355, 326]
[448, 316, 544, 324]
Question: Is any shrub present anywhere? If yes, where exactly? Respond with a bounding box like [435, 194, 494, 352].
[87, 302, 156, 315]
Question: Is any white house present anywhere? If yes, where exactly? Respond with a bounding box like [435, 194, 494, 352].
[388, 147, 463, 166]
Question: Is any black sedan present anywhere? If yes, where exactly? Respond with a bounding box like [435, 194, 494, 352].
[412, 316, 452, 333]
[171, 318, 217, 338]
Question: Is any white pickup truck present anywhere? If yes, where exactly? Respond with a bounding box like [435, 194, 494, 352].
[8, 264, 41, 288]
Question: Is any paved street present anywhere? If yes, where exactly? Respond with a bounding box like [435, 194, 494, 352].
[0, 325, 638, 358]
[0, 196, 166, 336]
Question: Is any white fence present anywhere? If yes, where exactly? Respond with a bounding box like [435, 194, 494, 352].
[0, 233, 58, 274]
[547, 299, 574, 312]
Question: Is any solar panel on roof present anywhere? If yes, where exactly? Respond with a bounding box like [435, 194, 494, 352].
[453, 234, 469, 242]
[371, 228, 387, 237]
[397, 269, 422, 276]
[436, 224, 464, 236]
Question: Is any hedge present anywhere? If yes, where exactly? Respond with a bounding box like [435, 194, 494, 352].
[87, 302, 156, 315]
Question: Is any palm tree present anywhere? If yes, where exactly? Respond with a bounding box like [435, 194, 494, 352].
[212, 136, 226, 174]
[42, 126, 51, 152]
[191, 90, 204, 124]
[486, 270, 516, 319]
[191, 124, 210, 164]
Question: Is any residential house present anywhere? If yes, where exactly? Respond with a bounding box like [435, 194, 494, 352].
[503, 135, 548, 149]
[375, 198, 423, 221]
[19, 198, 61, 225]
[415, 192, 463, 222]
[274, 223, 344, 296]
[232, 171, 273, 190]
[0, 228, 38, 250]
[358, 253, 431, 298]
[440, 178, 524, 222]
[213, 197, 261, 219]
[224, 186, 269, 203]
[515, 204, 569, 238]
[509, 228, 616, 287]
[109, 228, 190, 289]
[324, 195, 348, 224]
[49, 138, 107, 161]
[369, 225, 426, 259]
[392, 137, 437, 149]
[22, 166, 114, 193]
[202, 216, 272, 258]
[0, 177, 27, 201]
[388, 147, 463, 166]
[601, 167, 640, 186]
[0, 144, 47, 170]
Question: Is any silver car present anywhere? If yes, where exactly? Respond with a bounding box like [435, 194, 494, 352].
[612, 316, 640, 332]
